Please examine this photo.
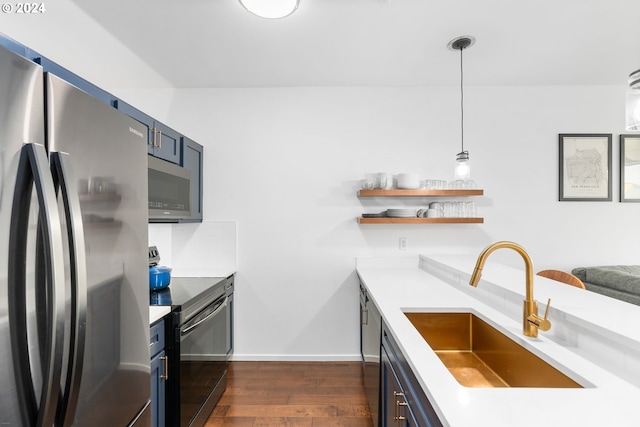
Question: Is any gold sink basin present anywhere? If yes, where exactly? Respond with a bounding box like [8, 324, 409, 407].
[404, 312, 583, 388]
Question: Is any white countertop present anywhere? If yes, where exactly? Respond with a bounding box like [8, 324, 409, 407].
[356, 255, 640, 427]
[150, 306, 170, 325]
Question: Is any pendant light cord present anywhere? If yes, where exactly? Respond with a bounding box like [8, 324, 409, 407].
[460, 46, 465, 154]
[448, 35, 474, 162]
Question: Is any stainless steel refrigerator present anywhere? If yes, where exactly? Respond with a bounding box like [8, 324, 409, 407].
[0, 45, 151, 426]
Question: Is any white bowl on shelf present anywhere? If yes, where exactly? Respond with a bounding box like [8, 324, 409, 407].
[386, 208, 417, 218]
[396, 173, 420, 189]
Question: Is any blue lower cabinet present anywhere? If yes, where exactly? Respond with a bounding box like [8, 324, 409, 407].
[381, 324, 443, 427]
[150, 320, 166, 427]
[382, 347, 419, 426]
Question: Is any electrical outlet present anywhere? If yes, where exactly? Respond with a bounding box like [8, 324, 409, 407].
[399, 237, 408, 250]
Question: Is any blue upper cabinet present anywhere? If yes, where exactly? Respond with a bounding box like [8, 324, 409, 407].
[114, 100, 181, 165]
[0, 34, 27, 57]
[0, 33, 203, 223]
[153, 121, 181, 165]
[32, 56, 115, 106]
[181, 136, 203, 222]
[112, 100, 153, 147]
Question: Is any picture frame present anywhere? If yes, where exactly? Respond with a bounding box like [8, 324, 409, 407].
[620, 134, 640, 202]
[559, 133, 612, 201]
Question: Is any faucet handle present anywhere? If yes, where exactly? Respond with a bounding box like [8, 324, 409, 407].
[539, 298, 552, 331]
[527, 298, 552, 332]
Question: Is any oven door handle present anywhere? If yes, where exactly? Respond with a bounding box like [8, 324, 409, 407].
[181, 296, 228, 337]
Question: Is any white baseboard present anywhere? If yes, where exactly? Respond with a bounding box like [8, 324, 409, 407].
[229, 354, 361, 362]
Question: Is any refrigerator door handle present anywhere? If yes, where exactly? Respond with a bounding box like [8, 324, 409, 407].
[50, 151, 88, 427]
[8, 143, 66, 427]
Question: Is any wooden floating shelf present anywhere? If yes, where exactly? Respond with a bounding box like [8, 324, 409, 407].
[357, 217, 484, 224]
[358, 189, 483, 197]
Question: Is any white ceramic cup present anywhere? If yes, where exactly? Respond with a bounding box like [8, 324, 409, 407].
[361, 179, 375, 190]
[426, 209, 443, 218]
[376, 173, 394, 189]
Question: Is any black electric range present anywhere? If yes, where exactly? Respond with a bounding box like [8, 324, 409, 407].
[150, 276, 229, 323]
[150, 275, 234, 427]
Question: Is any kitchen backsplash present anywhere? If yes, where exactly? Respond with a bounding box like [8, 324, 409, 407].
[148, 221, 237, 277]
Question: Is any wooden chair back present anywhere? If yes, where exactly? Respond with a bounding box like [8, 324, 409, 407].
[536, 269, 586, 290]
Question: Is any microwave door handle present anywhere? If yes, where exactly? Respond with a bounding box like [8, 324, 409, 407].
[50, 152, 88, 426]
[8, 143, 66, 427]
[181, 296, 228, 337]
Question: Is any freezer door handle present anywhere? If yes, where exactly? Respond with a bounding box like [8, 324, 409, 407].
[51, 151, 88, 427]
[8, 143, 66, 427]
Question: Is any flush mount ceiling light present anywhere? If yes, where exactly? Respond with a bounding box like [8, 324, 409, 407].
[239, 0, 300, 19]
[627, 69, 640, 131]
[447, 35, 476, 181]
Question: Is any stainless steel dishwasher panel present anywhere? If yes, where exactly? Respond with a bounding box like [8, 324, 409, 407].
[360, 281, 381, 427]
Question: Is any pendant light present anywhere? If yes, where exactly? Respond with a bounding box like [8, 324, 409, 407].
[627, 69, 640, 131]
[239, 0, 299, 19]
[447, 35, 476, 181]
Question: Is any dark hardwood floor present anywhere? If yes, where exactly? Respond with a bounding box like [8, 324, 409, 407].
[205, 361, 374, 427]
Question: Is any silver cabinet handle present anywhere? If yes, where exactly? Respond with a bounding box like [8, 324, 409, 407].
[151, 127, 157, 148]
[150, 127, 163, 149]
[361, 307, 369, 325]
[160, 356, 169, 380]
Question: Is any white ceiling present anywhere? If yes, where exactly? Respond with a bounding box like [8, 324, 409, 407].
[21, 0, 640, 88]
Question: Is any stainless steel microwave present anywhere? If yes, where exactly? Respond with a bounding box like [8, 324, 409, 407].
[148, 155, 192, 222]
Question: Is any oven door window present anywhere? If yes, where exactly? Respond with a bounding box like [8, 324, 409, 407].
[179, 295, 228, 426]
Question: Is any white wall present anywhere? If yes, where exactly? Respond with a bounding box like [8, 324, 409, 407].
[118, 85, 638, 360]
[3, 0, 638, 361]
[0, 1, 171, 90]
[148, 221, 237, 278]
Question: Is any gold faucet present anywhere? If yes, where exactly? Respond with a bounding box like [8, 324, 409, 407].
[469, 241, 551, 338]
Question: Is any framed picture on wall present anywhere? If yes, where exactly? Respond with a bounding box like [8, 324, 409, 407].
[620, 134, 640, 202]
[559, 133, 612, 201]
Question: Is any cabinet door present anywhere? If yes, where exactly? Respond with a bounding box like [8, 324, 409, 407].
[113, 101, 182, 164]
[382, 326, 443, 427]
[150, 350, 166, 427]
[181, 136, 203, 222]
[153, 121, 181, 164]
[113, 100, 154, 150]
[381, 347, 419, 427]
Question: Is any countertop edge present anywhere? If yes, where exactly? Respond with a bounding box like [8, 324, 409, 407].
[357, 255, 640, 426]
[150, 306, 171, 325]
